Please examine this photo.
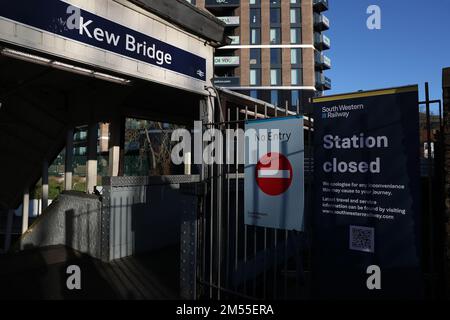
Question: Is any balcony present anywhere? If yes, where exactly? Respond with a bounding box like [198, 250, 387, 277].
[316, 73, 331, 91]
[315, 53, 331, 70]
[217, 16, 240, 27]
[205, 0, 240, 8]
[214, 56, 240, 67]
[314, 13, 330, 31]
[313, 0, 329, 12]
[228, 36, 240, 45]
[213, 76, 240, 87]
[314, 33, 331, 50]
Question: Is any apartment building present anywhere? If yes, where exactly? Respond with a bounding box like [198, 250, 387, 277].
[189, 0, 331, 110]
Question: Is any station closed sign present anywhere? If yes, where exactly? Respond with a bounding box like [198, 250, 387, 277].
[312, 86, 423, 299]
[244, 116, 304, 231]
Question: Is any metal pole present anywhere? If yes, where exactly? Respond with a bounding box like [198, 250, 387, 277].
[226, 107, 231, 292]
[284, 101, 289, 299]
[273, 104, 278, 298]
[217, 106, 223, 300]
[307, 102, 314, 299]
[209, 120, 214, 299]
[253, 104, 258, 298]
[425, 82, 435, 298]
[243, 106, 248, 295]
[200, 99, 208, 299]
[234, 106, 240, 292]
[263, 103, 268, 299]
[273, 229, 278, 299]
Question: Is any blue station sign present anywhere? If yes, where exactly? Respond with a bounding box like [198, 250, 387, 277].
[0, 0, 207, 81]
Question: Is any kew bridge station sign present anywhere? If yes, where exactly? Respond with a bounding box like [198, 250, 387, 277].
[0, 0, 213, 94]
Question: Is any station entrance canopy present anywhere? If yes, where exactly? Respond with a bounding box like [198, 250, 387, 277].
[0, 0, 227, 209]
[0, 0, 227, 95]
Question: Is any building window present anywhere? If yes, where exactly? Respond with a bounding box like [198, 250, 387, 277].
[270, 28, 281, 44]
[250, 69, 261, 86]
[250, 8, 261, 25]
[250, 48, 261, 65]
[270, 69, 281, 86]
[291, 48, 302, 65]
[290, 0, 300, 5]
[291, 69, 302, 85]
[290, 28, 302, 44]
[270, 8, 281, 25]
[250, 0, 261, 5]
[251, 28, 261, 44]
[270, 0, 281, 5]
[271, 90, 279, 106]
[250, 90, 258, 99]
[290, 8, 301, 24]
[270, 48, 281, 66]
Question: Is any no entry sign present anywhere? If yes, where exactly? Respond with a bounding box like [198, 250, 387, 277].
[244, 116, 304, 231]
[256, 152, 293, 196]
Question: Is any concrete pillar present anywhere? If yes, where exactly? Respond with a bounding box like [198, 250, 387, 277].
[4, 209, 14, 252]
[184, 151, 192, 175]
[99, 123, 110, 153]
[86, 121, 98, 194]
[21, 189, 29, 234]
[108, 117, 122, 177]
[65, 128, 74, 191]
[42, 160, 49, 213]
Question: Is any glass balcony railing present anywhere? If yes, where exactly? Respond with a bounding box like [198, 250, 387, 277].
[205, 0, 240, 7]
[217, 16, 240, 27]
[314, 33, 331, 50]
[315, 53, 331, 70]
[316, 73, 331, 90]
[313, 0, 329, 12]
[323, 55, 332, 69]
[214, 56, 240, 67]
[228, 36, 240, 45]
[314, 13, 330, 31]
[213, 76, 240, 87]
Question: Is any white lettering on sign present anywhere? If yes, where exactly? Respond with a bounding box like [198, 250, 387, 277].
[74, 15, 172, 66]
[125, 35, 172, 66]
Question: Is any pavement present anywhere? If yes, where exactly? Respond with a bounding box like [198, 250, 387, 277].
[0, 245, 180, 300]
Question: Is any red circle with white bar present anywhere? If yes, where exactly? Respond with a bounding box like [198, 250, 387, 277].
[256, 152, 293, 196]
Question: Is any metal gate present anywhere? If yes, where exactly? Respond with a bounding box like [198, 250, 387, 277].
[196, 93, 315, 300]
[193, 83, 448, 300]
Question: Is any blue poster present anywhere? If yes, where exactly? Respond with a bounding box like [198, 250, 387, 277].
[312, 86, 424, 299]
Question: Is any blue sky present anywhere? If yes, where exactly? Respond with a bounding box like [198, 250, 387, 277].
[326, 0, 450, 112]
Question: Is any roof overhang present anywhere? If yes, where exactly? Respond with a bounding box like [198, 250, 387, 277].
[128, 0, 230, 47]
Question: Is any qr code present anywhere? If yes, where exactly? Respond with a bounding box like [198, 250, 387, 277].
[349, 225, 374, 253]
